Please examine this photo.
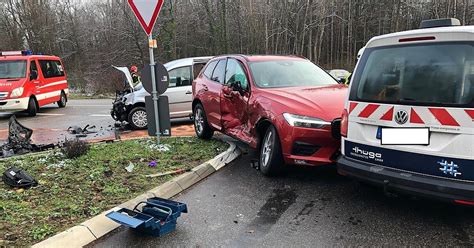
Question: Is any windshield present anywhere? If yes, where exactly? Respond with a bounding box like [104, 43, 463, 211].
[249, 60, 337, 88]
[353, 42, 474, 106]
[0, 60, 27, 79]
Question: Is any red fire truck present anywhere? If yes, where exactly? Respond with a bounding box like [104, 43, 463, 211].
[0, 51, 69, 116]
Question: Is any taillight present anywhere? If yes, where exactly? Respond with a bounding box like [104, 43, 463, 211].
[454, 200, 474, 206]
[341, 109, 349, 137]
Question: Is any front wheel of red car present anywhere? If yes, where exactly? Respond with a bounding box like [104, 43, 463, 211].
[194, 103, 214, 140]
[259, 125, 285, 176]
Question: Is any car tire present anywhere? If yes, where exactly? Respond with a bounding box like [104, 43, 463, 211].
[26, 97, 38, 117]
[57, 91, 67, 108]
[128, 107, 148, 130]
[259, 125, 285, 176]
[194, 103, 214, 139]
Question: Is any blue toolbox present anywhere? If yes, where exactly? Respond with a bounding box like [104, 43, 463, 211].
[106, 197, 188, 236]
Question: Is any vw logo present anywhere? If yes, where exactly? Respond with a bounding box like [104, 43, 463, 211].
[395, 110, 409, 125]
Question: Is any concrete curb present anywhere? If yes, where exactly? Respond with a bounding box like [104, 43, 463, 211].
[32, 139, 240, 248]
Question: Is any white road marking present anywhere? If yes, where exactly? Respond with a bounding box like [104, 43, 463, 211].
[68, 105, 111, 107]
[37, 113, 65, 116]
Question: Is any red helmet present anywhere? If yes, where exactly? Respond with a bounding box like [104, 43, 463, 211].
[131, 66, 138, 73]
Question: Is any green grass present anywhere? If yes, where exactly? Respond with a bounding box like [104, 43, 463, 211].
[0, 137, 227, 247]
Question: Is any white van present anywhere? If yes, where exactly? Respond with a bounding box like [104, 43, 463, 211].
[337, 18, 474, 205]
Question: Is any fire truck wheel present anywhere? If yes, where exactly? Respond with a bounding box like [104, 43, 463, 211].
[58, 92, 67, 108]
[27, 97, 38, 117]
[128, 107, 148, 130]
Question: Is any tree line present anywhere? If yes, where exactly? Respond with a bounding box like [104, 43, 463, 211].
[1, 0, 473, 93]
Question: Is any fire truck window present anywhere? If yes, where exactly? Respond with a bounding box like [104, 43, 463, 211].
[39, 60, 65, 78]
[30, 61, 38, 74]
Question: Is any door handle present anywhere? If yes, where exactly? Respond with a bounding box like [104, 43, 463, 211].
[186, 91, 192, 95]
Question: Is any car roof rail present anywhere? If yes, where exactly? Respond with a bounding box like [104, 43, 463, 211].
[420, 18, 461, 29]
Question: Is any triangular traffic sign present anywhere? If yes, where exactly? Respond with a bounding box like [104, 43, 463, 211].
[128, 0, 165, 35]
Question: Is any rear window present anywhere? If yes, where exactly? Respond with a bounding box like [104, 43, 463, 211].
[0, 60, 27, 79]
[352, 42, 474, 107]
[39, 60, 65, 78]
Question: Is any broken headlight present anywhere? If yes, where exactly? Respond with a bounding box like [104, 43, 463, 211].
[283, 113, 330, 129]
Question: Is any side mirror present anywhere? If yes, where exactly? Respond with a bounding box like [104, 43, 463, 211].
[30, 70, 38, 81]
[231, 81, 245, 96]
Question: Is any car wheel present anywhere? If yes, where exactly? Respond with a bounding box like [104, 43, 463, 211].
[194, 103, 214, 139]
[128, 107, 148, 130]
[57, 91, 67, 108]
[259, 125, 285, 176]
[26, 97, 38, 117]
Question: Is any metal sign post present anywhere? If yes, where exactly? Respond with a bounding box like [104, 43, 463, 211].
[148, 34, 161, 144]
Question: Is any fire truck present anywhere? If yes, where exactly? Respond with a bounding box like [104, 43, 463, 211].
[0, 50, 69, 116]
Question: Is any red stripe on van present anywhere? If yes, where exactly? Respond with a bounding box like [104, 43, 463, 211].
[465, 110, 474, 121]
[349, 102, 358, 114]
[358, 104, 380, 118]
[410, 108, 425, 124]
[429, 108, 460, 126]
[380, 107, 394, 121]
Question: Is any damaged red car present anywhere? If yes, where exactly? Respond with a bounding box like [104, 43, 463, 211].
[192, 55, 348, 175]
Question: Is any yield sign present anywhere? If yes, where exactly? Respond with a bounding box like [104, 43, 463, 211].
[128, 0, 165, 35]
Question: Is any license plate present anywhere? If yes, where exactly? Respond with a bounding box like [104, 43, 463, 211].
[380, 128, 430, 145]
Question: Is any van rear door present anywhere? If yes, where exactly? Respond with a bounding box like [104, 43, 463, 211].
[346, 41, 474, 182]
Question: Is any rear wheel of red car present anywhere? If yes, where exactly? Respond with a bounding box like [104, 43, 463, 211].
[26, 97, 38, 117]
[194, 103, 214, 140]
[259, 125, 285, 176]
[57, 91, 67, 108]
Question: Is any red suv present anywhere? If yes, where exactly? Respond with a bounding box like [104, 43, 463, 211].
[192, 55, 348, 175]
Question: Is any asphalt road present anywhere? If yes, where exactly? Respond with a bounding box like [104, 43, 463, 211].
[90, 145, 474, 248]
[0, 99, 115, 130]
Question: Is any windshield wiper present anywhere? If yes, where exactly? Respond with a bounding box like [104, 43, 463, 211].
[399, 98, 418, 102]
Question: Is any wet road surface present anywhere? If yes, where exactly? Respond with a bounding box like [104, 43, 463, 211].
[0, 99, 194, 144]
[90, 145, 474, 247]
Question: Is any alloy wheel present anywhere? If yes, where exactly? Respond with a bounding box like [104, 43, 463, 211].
[261, 130, 273, 168]
[132, 110, 147, 128]
[195, 108, 204, 135]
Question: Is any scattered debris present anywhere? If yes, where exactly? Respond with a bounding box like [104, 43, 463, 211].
[125, 162, 135, 173]
[68, 124, 97, 138]
[148, 144, 171, 152]
[0, 116, 57, 158]
[250, 159, 260, 170]
[145, 168, 190, 178]
[148, 161, 157, 167]
[2, 166, 38, 188]
[62, 139, 90, 159]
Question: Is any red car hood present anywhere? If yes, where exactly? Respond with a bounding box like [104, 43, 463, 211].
[0, 78, 25, 92]
[260, 84, 348, 121]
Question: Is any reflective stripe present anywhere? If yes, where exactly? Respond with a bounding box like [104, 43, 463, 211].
[429, 108, 460, 127]
[410, 108, 425, 124]
[358, 104, 380, 118]
[380, 107, 394, 121]
[37, 80, 68, 89]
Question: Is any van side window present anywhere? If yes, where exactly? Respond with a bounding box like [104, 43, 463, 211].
[39, 60, 65, 78]
[169, 66, 192, 88]
[203, 61, 218, 79]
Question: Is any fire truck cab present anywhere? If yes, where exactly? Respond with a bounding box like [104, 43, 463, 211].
[0, 51, 69, 116]
[338, 18, 474, 205]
